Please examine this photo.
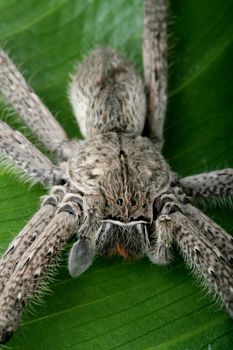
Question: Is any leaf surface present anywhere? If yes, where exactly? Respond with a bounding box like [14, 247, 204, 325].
[0, 0, 232, 349]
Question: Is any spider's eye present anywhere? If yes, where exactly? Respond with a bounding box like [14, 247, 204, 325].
[142, 202, 147, 208]
[58, 178, 67, 186]
[116, 198, 124, 206]
[129, 198, 136, 206]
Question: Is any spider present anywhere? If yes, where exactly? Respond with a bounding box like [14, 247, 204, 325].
[0, 0, 232, 344]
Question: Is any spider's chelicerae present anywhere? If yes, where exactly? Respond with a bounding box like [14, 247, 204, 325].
[0, 0, 232, 344]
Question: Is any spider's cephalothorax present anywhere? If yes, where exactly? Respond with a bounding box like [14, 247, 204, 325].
[0, 0, 232, 344]
[68, 132, 170, 261]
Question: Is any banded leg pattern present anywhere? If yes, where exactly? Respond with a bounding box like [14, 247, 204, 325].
[0, 186, 66, 294]
[0, 192, 82, 344]
[172, 211, 233, 318]
[0, 49, 74, 160]
[0, 121, 60, 186]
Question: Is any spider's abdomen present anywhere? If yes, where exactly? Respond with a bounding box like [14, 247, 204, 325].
[69, 48, 146, 138]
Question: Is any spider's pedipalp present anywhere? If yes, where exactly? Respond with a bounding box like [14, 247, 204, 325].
[180, 169, 233, 200]
[143, 0, 167, 149]
[0, 191, 82, 344]
[68, 237, 94, 277]
[0, 121, 61, 186]
[69, 211, 101, 277]
[0, 186, 66, 295]
[0, 49, 74, 160]
[148, 187, 186, 265]
[171, 211, 233, 318]
[148, 214, 174, 265]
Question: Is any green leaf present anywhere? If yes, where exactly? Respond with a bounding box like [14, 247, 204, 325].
[0, 0, 232, 349]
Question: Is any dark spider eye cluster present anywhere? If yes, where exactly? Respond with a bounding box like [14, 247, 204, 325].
[129, 198, 136, 206]
[116, 198, 137, 206]
[116, 198, 124, 206]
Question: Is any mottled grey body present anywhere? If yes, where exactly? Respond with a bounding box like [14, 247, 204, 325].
[68, 133, 169, 201]
[70, 48, 146, 137]
[0, 0, 232, 345]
